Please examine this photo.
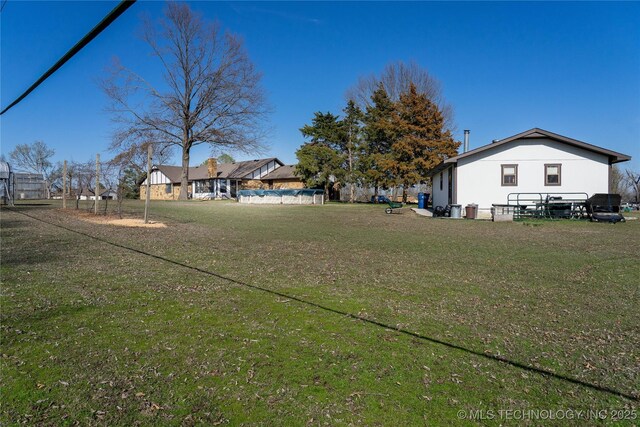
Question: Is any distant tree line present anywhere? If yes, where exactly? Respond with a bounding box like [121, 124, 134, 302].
[295, 61, 459, 203]
[6, 141, 167, 210]
[5, 140, 245, 208]
[611, 165, 640, 204]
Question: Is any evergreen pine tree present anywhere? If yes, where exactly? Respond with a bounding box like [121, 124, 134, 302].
[388, 83, 460, 202]
[296, 112, 344, 200]
[361, 84, 396, 200]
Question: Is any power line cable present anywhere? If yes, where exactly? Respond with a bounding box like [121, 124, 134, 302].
[0, 0, 136, 116]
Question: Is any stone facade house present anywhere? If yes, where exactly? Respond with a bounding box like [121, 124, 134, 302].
[140, 158, 304, 200]
[261, 165, 304, 190]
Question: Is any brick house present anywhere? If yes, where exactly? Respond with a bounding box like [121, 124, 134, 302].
[261, 165, 305, 190]
[140, 158, 304, 200]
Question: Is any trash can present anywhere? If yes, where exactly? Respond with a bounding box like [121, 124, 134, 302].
[450, 204, 462, 218]
[465, 204, 478, 219]
[418, 193, 426, 209]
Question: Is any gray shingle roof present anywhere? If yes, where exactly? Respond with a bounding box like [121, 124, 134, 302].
[262, 165, 299, 180]
[155, 158, 282, 183]
[155, 165, 184, 183]
[219, 158, 280, 179]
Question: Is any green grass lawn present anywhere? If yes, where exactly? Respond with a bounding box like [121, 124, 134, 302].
[1, 200, 638, 425]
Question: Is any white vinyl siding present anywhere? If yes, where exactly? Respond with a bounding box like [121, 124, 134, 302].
[455, 138, 609, 211]
[431, 167, 451, 209]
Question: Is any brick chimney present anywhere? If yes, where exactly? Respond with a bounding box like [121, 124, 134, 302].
[207, 158, 217, 178]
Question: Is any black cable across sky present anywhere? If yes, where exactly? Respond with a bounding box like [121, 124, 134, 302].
[0, 0, 136, 116]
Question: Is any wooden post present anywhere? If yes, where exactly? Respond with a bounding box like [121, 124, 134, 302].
[144, 144, 152, 224]
[62, 160, 67, 209]
[95, 154, 100, 215]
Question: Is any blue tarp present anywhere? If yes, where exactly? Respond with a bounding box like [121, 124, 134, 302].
[237, 189, 323, 197]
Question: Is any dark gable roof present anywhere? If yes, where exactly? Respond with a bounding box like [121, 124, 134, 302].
[155, 165, 183, 183]
[426, 161, 452, 177]
[155, 158, 283, 183]
[427, 128, 631, 176]
[261, 165, 299, 180]
[219, 158, 282, 179]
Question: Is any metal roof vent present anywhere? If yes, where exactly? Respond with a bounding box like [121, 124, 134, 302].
[463, 130, 470, 153]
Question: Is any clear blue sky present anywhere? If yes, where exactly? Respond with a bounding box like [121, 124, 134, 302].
[1, 1, 639, 170]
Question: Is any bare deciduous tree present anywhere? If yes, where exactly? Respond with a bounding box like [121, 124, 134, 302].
[626, 168, 640, 203]
[9, 140, 55, 198]
[102, 2, 270, 199]
[69, 159, 116, 213]
[345, 60, 455, 132]
[610, 165, 628, 197]
[69, 160, 94, 210]
[110, 142, 173, 177]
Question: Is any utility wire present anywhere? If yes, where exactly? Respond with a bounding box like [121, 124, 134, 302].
[7, 207, 640, 403]
[0, 0, 136, 116]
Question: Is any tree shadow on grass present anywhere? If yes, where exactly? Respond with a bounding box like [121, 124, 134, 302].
[0, 218, 31, 229]
[1, 209, 73, 266]
[11, 203, 53, 208]
[0, 304, 99, 332]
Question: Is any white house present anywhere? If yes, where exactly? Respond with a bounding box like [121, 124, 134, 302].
[79, 189, 118, 200]
[428, 128, 631, 217]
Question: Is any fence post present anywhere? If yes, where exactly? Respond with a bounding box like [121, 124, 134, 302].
[95, 154, 100, 215]
[144, 144, 152, 224]
[62, 160, 67, 209]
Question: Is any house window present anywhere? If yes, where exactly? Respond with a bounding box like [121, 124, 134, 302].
[194, 180, 214, 193]
[439, 172, 443, 191]
[501, 164, 518, 186]
[165, 184, 171, 194]
[545, 164, 561, 186]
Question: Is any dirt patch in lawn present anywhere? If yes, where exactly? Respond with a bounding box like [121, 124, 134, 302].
[62, 210, 167, 228]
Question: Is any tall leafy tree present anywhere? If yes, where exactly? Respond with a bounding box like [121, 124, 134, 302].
[200, 153, 235, 165]
[338, 100, 364, 203]
[102, 2, 269, 200]
[296, 112, 344, 200]
[120, 167, 142, 199]
[217, 153, 236, 164]
[361, 84, 396, 199]
[295, 144, 343, 200]
[386, 84, 460, 202]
